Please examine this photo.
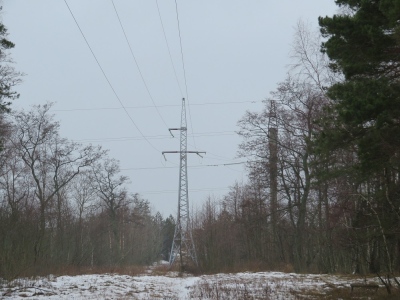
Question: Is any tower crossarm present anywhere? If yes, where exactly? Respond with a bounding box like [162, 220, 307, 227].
[162, 151, 206, 154]
[168, 127, 186, 137]
[162, 151, 206, 160]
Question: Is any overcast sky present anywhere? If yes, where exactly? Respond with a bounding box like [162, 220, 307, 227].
[3, 1, 338, 217]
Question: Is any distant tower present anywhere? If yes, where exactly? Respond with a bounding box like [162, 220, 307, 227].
[268, 100, 278, 257]
[163, 98, 205, 271]
[268, 100, 278, 226]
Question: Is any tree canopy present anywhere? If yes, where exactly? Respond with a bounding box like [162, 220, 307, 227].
[0, 12, 22, 112]
[318, 0, 400, 171]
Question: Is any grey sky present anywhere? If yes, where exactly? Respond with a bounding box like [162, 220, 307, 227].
[3, 1, 338, 217]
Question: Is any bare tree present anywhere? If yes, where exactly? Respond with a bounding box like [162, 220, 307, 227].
[11, 103, 104, 263]
[236, 21, 337, 272]
[289, 20, 341, 91]
[70, 171, 98, 264]
[91, 158, 129, 262]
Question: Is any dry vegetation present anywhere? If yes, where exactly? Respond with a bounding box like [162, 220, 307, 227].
[1, 268, 400, 299]
[188, 272, 400, 300]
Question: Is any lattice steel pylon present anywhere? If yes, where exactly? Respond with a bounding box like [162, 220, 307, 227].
[163, 98, 205, 271]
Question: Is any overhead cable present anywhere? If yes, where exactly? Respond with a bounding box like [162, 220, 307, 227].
[174, 0, 197, 148]
[63, 0, 160, 153]
[111, 0, 169, 128]
[155, 0, 184, 97]
[51, 100, 263, 112]
[120, 160, 262, 171]
[139, 187, 230, 195]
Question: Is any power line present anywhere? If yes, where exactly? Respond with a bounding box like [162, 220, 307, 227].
[51, 100, 263, 112]
[155, 0, 184, 97]
[139, 186, 230, 195]
[111, 0, 169, 128]
[120, 160, 259, 171]
[174, 0, 197, 149]
[63, 0, 160, 153]
[174, 0, 189, 102]
[72, 130, 236, 144]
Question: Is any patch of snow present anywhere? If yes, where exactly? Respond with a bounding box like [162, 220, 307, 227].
[0, 271, 393, 299]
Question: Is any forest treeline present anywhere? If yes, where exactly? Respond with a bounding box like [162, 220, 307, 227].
[1, 0, 400, 281]
[193, 0, 400, 278]
[0, 103, 177, 278]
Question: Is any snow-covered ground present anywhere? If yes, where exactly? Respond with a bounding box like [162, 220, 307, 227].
[0, 267, 385, 299]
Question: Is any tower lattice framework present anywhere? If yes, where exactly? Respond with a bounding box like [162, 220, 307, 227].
[163, 98, 204, 270]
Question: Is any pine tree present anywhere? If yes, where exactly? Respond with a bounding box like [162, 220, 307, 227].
[318, 0, 400, 171]
[318, 0, 400, 276]
[0, 10, 22, 112]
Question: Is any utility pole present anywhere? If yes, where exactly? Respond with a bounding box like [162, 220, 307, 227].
[163, 98, 205, 271]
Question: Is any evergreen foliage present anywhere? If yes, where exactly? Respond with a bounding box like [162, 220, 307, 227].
[319, 0, 400, 171]
[0, 10, 22, 112]
[315, 1, 400, 281]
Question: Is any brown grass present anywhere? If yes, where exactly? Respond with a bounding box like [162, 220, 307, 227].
[196, 261, 296, 276]
[190, 280, 400, 300]
[12, 264, 146, 279]
[299, 286, 400, 300]
[150, 263, 171, 276]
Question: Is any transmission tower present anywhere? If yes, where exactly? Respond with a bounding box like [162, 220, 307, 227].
[163, 98, 205, 271]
